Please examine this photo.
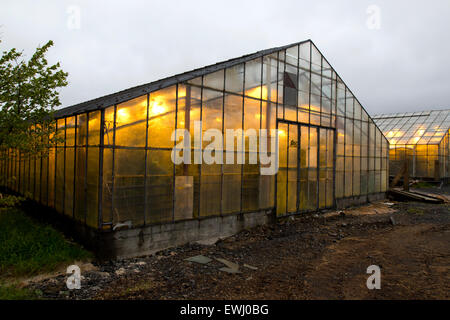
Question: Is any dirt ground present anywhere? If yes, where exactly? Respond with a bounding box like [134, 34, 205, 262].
[27, 188, 450, 300]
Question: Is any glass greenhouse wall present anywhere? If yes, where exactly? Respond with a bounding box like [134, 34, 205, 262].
[0, 40, 389, 232]
[373, 110, 450, 180]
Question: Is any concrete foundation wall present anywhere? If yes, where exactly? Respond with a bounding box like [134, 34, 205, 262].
[110, 209, 274, 259]
[335, 192, 386, 209]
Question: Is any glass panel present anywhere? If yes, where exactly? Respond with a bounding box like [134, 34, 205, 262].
[88, 111, 101, 146]
[102, 148, 113, 225]
[326, 130, 334, 207]
[148, 86, 176, 148]
[262, 55, 277, 102]
[202, 89, 223, 134]
[174, 175, 194, 220]
[337, 80, 345, 116]
[104, 106, 115, 146]
[222, 162, 241, 214]
[353, 157, 361, 196]
[277, 51, 285, 107]
[66, 117, 76, 146]
[86, 147, 99, 228]
[276, 122, 288, 216]
[113, 149, 145, 227]
[354, 100, 362, 120]
[299, 126, 309, 211]
[244, 97, 260, 132]
[242, 169, 259, 212]
[64, 147, 74, 216]
[319, 128, 326, 208]
[178, 84, 201, 136]
[204, 70, 224, 91]
[76, 113, 87, 146]
[74, 146, 86, 222]
[115, 95, 148, 147]
[57, 118, 65, 146]
[287, 124, 298, 213]
[55, 147, 64, 213]
[308, 127, 318, 210]
[187, 76, 202, 86]
[299, 41, 310, 70]
[18, 151, 25, 194]
[200, 151, 222, 216]
[242, 100, 260, 213]
[26, 155, 32, 196]
[222, 93, 243, 214]
[345, 90, 354, 119]
[34, 156, 41, 202]
[261, 101, 276, 131]
[345, 156, 353, 198]
[311, 44, 322, 73]
[225, 64, 244, 94]
[175, 159, 199, 219]
[284, 71, 298, 121]
[146, 149, 173, 224]
[224, 94, 243, 150]
[245, 58, 262, 99]
[286, 45, 299, 67]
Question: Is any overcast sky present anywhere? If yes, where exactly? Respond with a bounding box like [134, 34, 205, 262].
[1, 0, 449, 115]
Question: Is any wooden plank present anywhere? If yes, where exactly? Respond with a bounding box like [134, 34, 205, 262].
[388, 188, 443, 203]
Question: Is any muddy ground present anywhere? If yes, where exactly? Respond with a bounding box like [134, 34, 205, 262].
[27, 189, 450, 300]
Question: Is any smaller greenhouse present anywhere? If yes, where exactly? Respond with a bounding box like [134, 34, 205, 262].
[373, 109, 450, 180]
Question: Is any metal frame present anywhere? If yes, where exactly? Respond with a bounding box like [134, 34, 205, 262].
[0, 40, 390, 231]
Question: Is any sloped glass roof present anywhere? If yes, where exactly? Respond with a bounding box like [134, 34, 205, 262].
[373, 109, 450, 145]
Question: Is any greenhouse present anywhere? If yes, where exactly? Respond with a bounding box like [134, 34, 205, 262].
[373, 110, 450, 180]
[0, 40, 389, 258]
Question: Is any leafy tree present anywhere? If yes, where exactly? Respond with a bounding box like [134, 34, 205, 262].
[0, 40, 68, 157]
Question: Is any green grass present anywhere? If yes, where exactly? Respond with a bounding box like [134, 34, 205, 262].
[413, 181, 435, 189]
[407, 207, 425, 215]
[0, 283, 41, 300]
[0, 207, 92, 278]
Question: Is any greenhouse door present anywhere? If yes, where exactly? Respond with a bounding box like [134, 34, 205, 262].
[276, 122, 335, 216]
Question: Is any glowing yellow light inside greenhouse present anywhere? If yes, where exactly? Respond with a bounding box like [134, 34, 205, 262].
[386, 131, 395, 138]
[117, 108, 130, 121]
[246, 86, 261, 99]
[215, 117, 221, 123]
[278, 129, 286, 137]
[416, 129, 425, 136]
[178, 87, 186, 98]
[260, 86, 277, 100]
[149, 100, 166, 116]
